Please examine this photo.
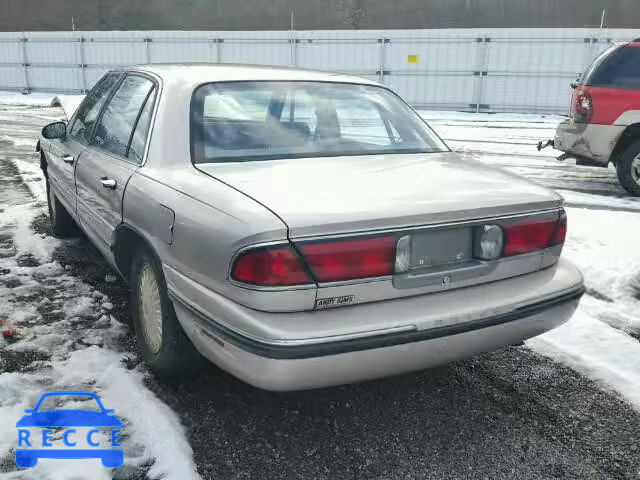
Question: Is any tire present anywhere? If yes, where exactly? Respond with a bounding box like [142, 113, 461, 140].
[129, 248, 201, 381]
[46, 178, 77, 236]
[615, 140, 640, 196]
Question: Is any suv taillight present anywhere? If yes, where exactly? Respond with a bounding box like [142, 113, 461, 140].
[572, 89, 593, 123]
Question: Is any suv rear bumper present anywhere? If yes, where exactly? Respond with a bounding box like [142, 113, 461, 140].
[554, 119, 625, 165]
[167, 259, 584, 391]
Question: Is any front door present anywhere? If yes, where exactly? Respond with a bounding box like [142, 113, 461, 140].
[47, 72, 122, 215]
[75, 74, 157, 256]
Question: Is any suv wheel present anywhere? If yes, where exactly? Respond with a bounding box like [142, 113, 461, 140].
[130, 248, 201, 381]
[46, 178, 77, 236]
[616, 140, 640, 196]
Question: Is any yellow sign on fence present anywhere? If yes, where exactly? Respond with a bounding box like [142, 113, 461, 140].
[407, 54, 419, 64]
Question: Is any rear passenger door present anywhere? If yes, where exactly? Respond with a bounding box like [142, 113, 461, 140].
[75, 73, 157, 256]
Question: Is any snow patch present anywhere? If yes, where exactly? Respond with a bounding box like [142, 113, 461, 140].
[529, 296, 640, 410]
[563, 207, 640, 333]
[0, 91, 58, 107]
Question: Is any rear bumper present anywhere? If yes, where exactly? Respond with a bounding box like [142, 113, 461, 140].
[554, 120, 625, 164]
[168, 259, 584, 391]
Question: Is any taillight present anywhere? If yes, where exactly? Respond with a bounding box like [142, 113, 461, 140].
[572, 89, 593, 123]
[503, 211, 567, 257]
[232, 211, 567, 287]
[298, 236, 396, 282]
[231, 245, 312, 286]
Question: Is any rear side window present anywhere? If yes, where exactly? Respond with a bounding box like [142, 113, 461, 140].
[586, 45, 640, 89]
[91, 75, 155, 159]
[127, 89, 157, 164]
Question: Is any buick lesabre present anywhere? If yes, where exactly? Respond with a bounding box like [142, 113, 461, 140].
[37, 64, 584, 391]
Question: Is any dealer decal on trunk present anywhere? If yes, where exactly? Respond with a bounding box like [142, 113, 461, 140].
[315, 295, 355, 309]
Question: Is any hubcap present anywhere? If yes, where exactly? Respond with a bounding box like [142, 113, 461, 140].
[632, 155, 640, 186]
[138, 262, 163, 354]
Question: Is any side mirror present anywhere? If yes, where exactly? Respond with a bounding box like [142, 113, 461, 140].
[42, 121, 67, 140]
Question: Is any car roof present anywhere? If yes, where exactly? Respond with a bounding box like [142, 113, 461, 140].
[125, 63, 381, 88]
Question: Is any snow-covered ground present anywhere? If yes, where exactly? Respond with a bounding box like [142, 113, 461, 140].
[0, 100, 200, 479]
[0, 93, 639, 478]
[0, 92, 59, 107]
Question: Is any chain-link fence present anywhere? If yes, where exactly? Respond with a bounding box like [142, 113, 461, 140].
[1, 28, 639, 113]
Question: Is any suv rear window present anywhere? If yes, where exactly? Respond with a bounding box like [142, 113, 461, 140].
[190, 81, 447, 163]
[584, 45, 640, 89]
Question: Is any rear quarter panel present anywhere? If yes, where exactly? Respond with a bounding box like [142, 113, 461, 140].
[122, 166, 317, 311]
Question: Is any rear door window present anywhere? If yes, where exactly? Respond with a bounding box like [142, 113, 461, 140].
[91, 75, 155, 159]
[587, 46, 640, 89]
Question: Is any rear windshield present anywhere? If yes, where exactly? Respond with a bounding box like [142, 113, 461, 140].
[190, 81, 447, 163]
[582, 44, 640, 89]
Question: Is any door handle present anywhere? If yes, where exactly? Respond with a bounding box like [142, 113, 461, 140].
[99, 177, 117, 190]
[62, 155, 74, 164]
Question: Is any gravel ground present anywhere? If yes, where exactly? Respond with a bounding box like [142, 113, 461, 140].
[1, 104, 639, 480]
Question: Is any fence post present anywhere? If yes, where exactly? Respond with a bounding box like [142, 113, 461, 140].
[585, 36, 598, 70]
[472, 36, 490, 113]
[377, 38, 389, 83]
[290, 38, 298, 67]
[79, 37, 88, 93]
[216, 38, 223, 63]
[20, 36, 30, 94]
[144, 37, 152, 63]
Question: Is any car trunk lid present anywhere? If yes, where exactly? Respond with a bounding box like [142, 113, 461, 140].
[196, 152, 562, 238]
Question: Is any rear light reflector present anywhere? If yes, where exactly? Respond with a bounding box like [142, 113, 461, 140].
[231, 245, 312, 286]
[299, 236, 396, 282]
[503, 212, 566, 257]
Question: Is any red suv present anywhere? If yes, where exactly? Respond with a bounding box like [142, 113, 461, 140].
[552, 40, 640, 196]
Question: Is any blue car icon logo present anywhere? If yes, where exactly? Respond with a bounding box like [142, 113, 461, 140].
[15, 391, 124, 468]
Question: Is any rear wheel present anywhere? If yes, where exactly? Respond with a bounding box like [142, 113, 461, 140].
[130, 248, 201, 381]
[615, 140, 640, 196]
[46, 178, 77, 236]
